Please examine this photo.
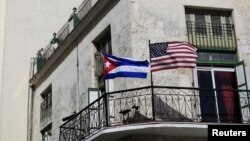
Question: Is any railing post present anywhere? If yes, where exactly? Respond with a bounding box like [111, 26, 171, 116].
[148, 40, 155, 121]
[232, 24, 237, 49]
[79, 112, 82, 138]
[151, 85, 155, 120]
[59, 127, 62, 141]
[98, 96, 101, 129]
[104, 93, 109, 126]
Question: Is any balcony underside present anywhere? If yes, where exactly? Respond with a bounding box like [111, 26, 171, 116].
[86, 122, 207, 141]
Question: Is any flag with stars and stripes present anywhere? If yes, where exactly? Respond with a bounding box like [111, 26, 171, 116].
[149, 41, 197, 72]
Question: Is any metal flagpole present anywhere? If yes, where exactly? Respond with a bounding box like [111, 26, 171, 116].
[102, 52, 109, 126]
[148, 40, 155, 120]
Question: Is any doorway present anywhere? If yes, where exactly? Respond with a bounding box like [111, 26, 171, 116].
[197, 67, 241, 123]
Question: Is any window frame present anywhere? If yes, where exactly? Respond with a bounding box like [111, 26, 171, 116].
[186, 9, 233, 36]
[194, 66, 242, 123]
[41, 124, 52, 141]
[40, 85, 52, 121]
[93, 26, 112, 90]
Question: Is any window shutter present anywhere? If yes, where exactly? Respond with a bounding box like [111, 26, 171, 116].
[88, 88, 100, 104]
[235, 61, 250, 123]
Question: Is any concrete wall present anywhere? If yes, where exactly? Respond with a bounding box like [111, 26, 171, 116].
[31, 0, 132, 141]
[0, 0, 6, 139]
[131, 0, 194, 88]
[0, 0, 82, 141]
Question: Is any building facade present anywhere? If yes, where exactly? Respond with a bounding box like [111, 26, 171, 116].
[0, 0, 6, 139]
[0, 0, 82, 141]
[29, 0, 250, 141]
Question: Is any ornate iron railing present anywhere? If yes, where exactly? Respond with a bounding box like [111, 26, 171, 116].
[186, 21, 237, 52]
[59, 86, 250, 141]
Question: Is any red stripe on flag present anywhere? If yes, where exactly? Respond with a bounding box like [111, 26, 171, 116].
[151, 65, 196, 72]
[151, 60, 196, 67]
[150, 41, 197, 71]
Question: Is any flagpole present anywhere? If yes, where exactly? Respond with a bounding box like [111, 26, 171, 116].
[148, 40, 155, 120]
[102, 52, 109, 127]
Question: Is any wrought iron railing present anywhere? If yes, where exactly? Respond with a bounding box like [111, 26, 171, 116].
[32, 0, 98, 76]
[186, 21, 237, 51]
[59, 86, 250, 141]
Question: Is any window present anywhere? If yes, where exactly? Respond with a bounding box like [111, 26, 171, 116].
[185, 8, 236, 51]
[197, 52, 236, 63]
[225, 16, 233, 36]
[41, 85, 52, 121]
[195, 14, 207, 35]
[93, 27, 112, 91]
[41, 124, 52, 141]
[186, 9, 232, 36]
[211, 15, 222, 35]
[197, 67, 241, 123]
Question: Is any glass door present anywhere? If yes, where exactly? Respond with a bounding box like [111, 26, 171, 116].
[197, 67, 241, 123]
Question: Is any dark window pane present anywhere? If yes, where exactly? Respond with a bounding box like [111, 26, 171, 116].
[226, 16, 233, 36]
[40, 86, 52, 121]
[42, 126, 52, 141]
[211, 15, 222, 35]
[186, 14, 191, 22]
[195, 14, 207, 35]
[186, 14, 193, 35]
[198, 71, 217, 122]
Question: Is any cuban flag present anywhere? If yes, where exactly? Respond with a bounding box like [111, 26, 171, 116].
[103, 54, 149, 79]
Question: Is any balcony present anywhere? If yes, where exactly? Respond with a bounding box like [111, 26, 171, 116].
[186, 21, 237, 52]
[59, 86, 250, 141]
[31, 0, 97, 76]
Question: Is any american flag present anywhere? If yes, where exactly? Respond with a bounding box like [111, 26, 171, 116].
[149, 41, 197, 72]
